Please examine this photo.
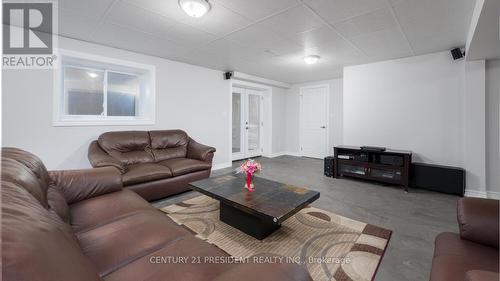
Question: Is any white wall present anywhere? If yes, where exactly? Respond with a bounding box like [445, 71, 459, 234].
[344, 51, 465, 165]
[463, 60, 486, 196]
[486, 59, 500, 196]
[272, 87, 287, 154]
[2, 37, 233, 169]
[285, 79, 343, 155]
[343, 51, 492, 195]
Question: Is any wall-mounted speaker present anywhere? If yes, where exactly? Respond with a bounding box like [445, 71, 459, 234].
[410, 163, 465, 196]
[224, 71, 233, 80]
[451, 48, 465, 60]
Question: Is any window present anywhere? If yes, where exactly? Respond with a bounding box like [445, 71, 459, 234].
[53, 50, 155, 126]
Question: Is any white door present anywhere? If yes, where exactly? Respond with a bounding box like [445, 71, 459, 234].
[300, 86, 328, 159]
[232, 88, 263, 160]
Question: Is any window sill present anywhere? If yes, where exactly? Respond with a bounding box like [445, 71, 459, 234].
[52, 118, 155, 127]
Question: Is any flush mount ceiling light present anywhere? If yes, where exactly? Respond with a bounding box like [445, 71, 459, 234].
[179, 0, 211, 18]
[87, 72, 98, 78]
[304, 55, 320, 65]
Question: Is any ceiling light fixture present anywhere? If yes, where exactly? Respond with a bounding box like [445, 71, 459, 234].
[179, 0, 211, 18]
[304, 55, 320, 65]
[87, 72, 98, 78]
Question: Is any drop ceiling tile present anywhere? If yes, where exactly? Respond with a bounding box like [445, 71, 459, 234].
[392, 0, 475, 54]
[259, 5, 324, 37]
[216, 0, 300, 21]
[333, 21, 363, 38]
[122, 0, 187, 22]
[334, 7, 398, 38]
[179, 4, 252, 37]
[92, 22, 191, 58]
[58, 8, 100, 41]
[262, 38, 304, 56]
[222, 22, 303, 56]
[163, 22, 217, 45]
[224, 21, 284, 47]
[306, 0, 387, 23]
[287, 26, 344, 49]
[349, 27, 412, 60]
[59, 0, 115, 19]
[106, 1, 176, 37]
[200, 39, 277, 62]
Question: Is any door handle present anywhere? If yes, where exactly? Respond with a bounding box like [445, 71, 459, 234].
[320, 126, 326, 128]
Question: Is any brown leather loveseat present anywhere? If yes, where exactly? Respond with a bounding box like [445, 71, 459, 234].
[88, 130, 215, 201]
[1, 147, 312, 281]
[430, 197, 499, 281]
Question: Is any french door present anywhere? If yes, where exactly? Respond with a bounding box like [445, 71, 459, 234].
[232, 87, 263, 160]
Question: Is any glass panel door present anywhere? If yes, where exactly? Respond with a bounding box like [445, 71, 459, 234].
[232, 89, 245, 159]
[232, 88, 263, 160]
[246, 93, 262, 156]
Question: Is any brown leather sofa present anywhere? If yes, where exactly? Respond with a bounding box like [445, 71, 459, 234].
[1, 147, 312, 281]
[430, 197, 499, 281]
[88, 130, 215, 201]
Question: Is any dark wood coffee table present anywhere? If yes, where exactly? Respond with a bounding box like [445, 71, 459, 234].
[189, 174, 320, 240]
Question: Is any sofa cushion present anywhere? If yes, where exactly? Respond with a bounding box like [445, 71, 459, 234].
[47, 185, 71, 223]
[70, 189, 153, 233]
[430, 232, 499, 281]
[103, 236, 232, 281]
[465, 271, 500, 281]
[430, 255, 499, 281]
[434, 232, 499, 263]
[98, 131, 154, 165]
[122, 163, 173, 185]
[77, 210, 192, 277]
[149, 130, 189, 161]
[159, 158, 211, 176]
[2, 181, 102, 281]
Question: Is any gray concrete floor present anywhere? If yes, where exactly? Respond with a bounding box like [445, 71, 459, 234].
[153, 156, 459, 281]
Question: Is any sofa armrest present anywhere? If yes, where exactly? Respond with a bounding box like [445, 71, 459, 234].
[465, 270, 499, 281]
[187, 138, 216, 163]
[213, 261, 312, 281]
[88, 141, 125, 173]
[50, 167, 122, 204]
[457, 197, 499, 248]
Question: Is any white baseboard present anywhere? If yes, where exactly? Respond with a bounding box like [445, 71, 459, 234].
[264, 151, 302, 158]
[212, 162, 232, 171]
[486, 191, 500, 200]
[464, 189, 500, 199]
[266, 152, 287, 158]
[464, 190, 487, 198]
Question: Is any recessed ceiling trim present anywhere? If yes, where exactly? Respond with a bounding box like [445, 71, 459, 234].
[384, 0, 415, 56]
[301, 2, 370, 59]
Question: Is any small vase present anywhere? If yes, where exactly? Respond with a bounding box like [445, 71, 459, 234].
[245, 172, 254, 191]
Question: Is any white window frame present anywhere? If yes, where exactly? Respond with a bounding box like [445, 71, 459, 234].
[53, 49, 156, 126]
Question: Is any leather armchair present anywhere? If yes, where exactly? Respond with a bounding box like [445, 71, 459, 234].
[457, 198, 499, 248]
[430, 197, 499, 281]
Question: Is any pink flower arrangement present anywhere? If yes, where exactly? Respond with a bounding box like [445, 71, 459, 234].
[236, 159, 262, 191]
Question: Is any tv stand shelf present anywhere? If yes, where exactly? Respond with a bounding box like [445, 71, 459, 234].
[333, 146, 412, 191]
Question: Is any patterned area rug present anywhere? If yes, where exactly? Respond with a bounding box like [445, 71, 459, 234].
[160, 195, 391, 281]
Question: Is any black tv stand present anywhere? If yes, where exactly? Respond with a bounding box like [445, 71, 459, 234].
[333, 146, 412, 191]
